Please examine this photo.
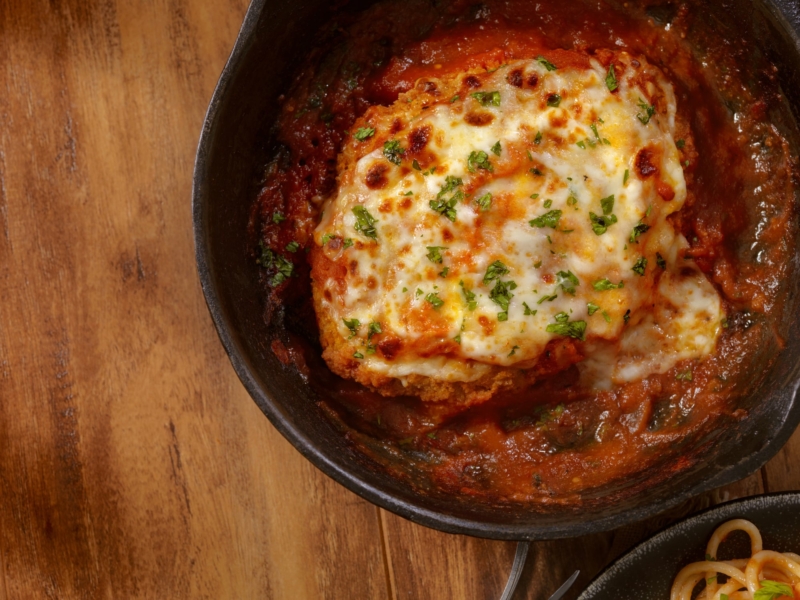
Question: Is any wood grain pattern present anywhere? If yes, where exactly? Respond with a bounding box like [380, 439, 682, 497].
[0, 1, 797, 599]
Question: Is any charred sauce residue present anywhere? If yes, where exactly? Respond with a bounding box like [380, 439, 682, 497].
[249, 0, 797, 503]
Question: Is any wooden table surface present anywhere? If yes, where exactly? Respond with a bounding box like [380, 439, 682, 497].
[1, 1, 798, 598]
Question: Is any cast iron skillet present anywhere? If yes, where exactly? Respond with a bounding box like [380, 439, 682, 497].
[193, 0, 800, 540]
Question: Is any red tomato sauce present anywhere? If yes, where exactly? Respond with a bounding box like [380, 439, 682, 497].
[250, 0, 797, 502]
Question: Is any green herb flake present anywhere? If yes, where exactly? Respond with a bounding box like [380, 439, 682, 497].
[623, 309, 631, 323]
[416, 288, 423, 297]
[533, 260, 542, 268]
[605, 63, 618, 92]
[470, 90, 501, 107]
[476, 192, 492, 211]
[593, 278, 624, 291]
[439, 266, 449, 278]
[491, 140, 502, 156]
[460, 280, 478, 311]
[539, 199, 552, 209]
[426, 246, 448, 264]
[454, 333, 461, 344]
[546, 312, 587, 340]
[383, 140, 405, 165]
[529, 209, 563, 229]
[483, 260, 509, 283]
[530, 193, 540, 200]
[320, 233, 333, 246]
[587, 302, 600, 316]
[468, 150, 494, 173]
[343, 318, 361, 338]
[489, 279, 517, 319]
[623, 169, 629, 185]
[270, 255, 294, 286]
[425, 292, 444, 309]
[656, 252, 667, 270]
[537, 56, 557, 71]
[589, 211, 618, 235]
[629, 222, 651, 243]
[272, 212, 286, 224]
[537, 294, 558, 305]
[285, 241, 300, 253]
[602, 310, 611, 323]
[530, 167, 543, 176]
[705, 554, 717, 562]
[353, 206, 378, 240]
[636, 98, 656, 125]
[508, 345, 520, 357]
[567, 195, 578, 207]
[402, 287, 408, 293]
[632, 256, 647, 276]
[577, 140, 586, 149]
[676, 369, 693, 381]
[707, 577, 716, 585]
[353, 351, 364, 359]
[600, 194, 615, 215]
[590, 123, 600, 140]
[534, 131, 543, 145]
[547, 93, 562, 108]
[523, 302, 537, 316]
[354, 127, 375, 141]
[556, 270, 579, 296]
[343, 238, 354, 249]
[430, 176, 464, 221]
[676, 139, 686, 149]
[256, 241, 274, 268]
[721, 317, 729, 329]
[412, 159, 422, 171]
[721, 595, 729, 600]
[754, 581, 794, 600]
[450, 94, 460, 103]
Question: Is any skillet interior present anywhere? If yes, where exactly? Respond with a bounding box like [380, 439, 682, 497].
[193, 0, 800, 540]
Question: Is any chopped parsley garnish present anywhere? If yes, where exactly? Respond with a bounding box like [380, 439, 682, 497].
[623, 169, 629, 185]
[475, 192, 492, 211]
[576, 140, 586, 149]
[546, 312, 587, 340]
[534, 131, 543, 145]
[353, 351, 364, 359]
[602, 310, 612, 323]
[567, 195, 578, 207]
[383, 140, 405, 165]
[636, 98, 656, 125]
[439, 266, 449, 278]
[430, 176, 464, 221]
[272, 212, 286, 224]
[590, 123, 600, 140]
[623, 309, 631, 323]
[508, 345, 520, 357]
[676, 138, 686, 149]
[470, 90, 501, 107]
[537, 294, 557, 304]
[533, 260, 542, 268]
[530, 167, 543, 176]
[256, 241, 274, 267]
[530, 193, 539, 199]
[285, 241, 300, 253]
[270, 255, 294, 286]
[401, 191, 413, 196]
[412, 159, 421, 171]
[459, 280, 478, 310]
[368, 321, 382, 339]
[353, 206, 378, 240]
[593, 278, 624, 291]
[354, 127, 375, 141]
[416, 288, 423, 297]
[632, 256, 647, 276]
[600, 194, 615, 215]
[425, 292, 444, 309]
[343, 318, 361, 338]
[629, 222, 651, 243]
[467, 150, 494, 173]
[543, 199, 553, 208]
[556, 270, 579, 295]
[426, 246, 448, 263]
[656, 252, 667, 270]
[537, 56, 557, 71]
[450, 94, 460, 103]
[589, 212, 618, 235]
[343, 238, 354, 249]
[491, 141, 502, 156]
[529, 209, 562, 229]
[523, 302, 537, 316]
[676, 369, 693, 381]
[489, 279, 517, 321]
[483, 260, 509, 283]
[454, 334, 461, 344]
[605, 64, 618, 92]
[547, 93, 562, 108]
[320, 233, 333, 245]
[754, 580, 793, 600]
[587, 302, 600, 316]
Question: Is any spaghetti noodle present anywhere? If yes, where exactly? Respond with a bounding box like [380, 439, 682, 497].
[671, 519, 800, 600]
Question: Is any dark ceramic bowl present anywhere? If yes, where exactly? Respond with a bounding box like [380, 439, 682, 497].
[193, 0, 800, 540]
[577, 492, 800, 599]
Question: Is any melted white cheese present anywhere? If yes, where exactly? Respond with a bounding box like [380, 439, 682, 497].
[315, 53, 724, 389]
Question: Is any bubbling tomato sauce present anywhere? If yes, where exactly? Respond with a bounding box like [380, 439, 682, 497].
[251, 0, 797, 503]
